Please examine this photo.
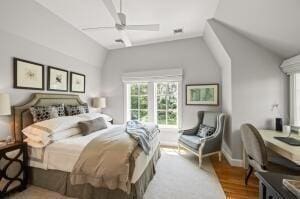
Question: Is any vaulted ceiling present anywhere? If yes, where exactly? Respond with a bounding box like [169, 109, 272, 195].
[35, 0, 219, 49]
[214, 0, 300, 59]
[35, 0, 300, 58]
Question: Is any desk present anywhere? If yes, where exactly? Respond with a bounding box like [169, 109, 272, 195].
[258, 130, 300, 165]
[256, 172, 299, 199]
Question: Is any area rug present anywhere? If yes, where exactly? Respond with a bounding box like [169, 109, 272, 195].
[9, 148, 225, 199]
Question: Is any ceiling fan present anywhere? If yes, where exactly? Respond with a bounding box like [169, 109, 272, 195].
[81, 0, 160, 47]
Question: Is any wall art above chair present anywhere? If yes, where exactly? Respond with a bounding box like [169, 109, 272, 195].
[186, 84, 219, 106]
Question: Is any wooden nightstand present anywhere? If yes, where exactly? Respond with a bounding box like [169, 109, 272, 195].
[0, 142, 28, 197]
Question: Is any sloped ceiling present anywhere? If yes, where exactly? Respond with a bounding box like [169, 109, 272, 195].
[215, 0, 300, 59]
[35, 0, 219, 49]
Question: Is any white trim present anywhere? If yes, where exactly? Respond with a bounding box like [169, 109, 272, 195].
[222, 144, 243, 167]
[290, 74, 296, 126]
[122, 68, 183, 82]
[280, 54, 300, 74]
[123, 71, 183, 128]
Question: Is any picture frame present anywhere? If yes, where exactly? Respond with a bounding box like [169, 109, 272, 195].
[70, 72, 85, 93]
[186, 84, 219, 106]
[13, 58, 45, 90]
[47, 66, 68, 92]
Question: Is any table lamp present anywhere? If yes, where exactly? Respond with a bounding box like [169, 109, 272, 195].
[0, 93, 11, 116]
[92, 97, 106, 109]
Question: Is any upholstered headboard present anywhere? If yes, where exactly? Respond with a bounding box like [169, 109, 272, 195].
[13, 93, 86, 142]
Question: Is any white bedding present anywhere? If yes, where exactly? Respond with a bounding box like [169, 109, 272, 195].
[28, 125, 160, 183]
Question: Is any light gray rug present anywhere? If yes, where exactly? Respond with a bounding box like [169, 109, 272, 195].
[9, 148, 225, 199]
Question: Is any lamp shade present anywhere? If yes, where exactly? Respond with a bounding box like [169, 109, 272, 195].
[0, 93, 11, 115]
[92, 97, 106, 108]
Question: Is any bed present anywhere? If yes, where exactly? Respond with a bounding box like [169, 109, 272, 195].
[13, 93, 160, 199]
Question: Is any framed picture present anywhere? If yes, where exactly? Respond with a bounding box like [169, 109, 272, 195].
[70, 72, 85, 93]
[47, 66, 68, 92]
[186, 84, 219, 105]
[13, 58, 44, 90]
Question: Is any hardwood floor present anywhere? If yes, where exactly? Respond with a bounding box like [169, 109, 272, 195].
[210, 154, 259, 199]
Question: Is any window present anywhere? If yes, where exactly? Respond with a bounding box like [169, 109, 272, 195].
[125, 81, 181, 128]
[127, 83, 148, 122]
[291, 73, 300, 126]
[155, 82, 178, 127]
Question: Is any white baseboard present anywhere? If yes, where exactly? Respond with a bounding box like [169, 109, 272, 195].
[222, 144, 243, 167]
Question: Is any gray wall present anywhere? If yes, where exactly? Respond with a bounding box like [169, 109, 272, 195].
[0, 0, 107, 67]
[101, 37, 222, 128]
[203, 22, 232, 156]
[0, 0, 107, 140]
[208, 19, 288, 159]
[214, 0, 300, 58]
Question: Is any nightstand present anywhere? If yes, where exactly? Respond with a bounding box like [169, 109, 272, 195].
[0, 142, 28, 197]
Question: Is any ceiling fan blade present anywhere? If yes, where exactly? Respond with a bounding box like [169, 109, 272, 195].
[102, 0, 121, 24]
[126, 24, 160, 31]
[82, 26, 115, 31]
[119, 30, 132, 47]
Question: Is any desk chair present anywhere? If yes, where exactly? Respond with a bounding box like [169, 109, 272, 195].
[240, 124, 300, 185]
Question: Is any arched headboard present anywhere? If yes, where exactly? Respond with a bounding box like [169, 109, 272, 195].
[13, 93, 86, 142]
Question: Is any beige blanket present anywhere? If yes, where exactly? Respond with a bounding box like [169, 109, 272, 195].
[70, 125, 139, 193]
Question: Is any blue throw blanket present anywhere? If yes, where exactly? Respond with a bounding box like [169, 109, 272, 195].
[126, 120, 159, 155]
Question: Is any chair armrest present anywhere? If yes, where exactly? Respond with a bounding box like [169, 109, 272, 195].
[179, 127, 198, 135]
[200, 134, 222, 154]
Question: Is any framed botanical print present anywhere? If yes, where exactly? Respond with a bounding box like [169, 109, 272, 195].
[47, 66, 68, 92]
[186, 84, 219, 106]
[13, 58, 45, 90]
[70, 72, 85, 93]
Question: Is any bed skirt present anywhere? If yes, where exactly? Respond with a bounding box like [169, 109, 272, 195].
[28, 147, 161, 199]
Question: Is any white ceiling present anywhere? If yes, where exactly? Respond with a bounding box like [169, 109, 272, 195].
[215, 0, 300, 59]
[35, 0, 220, 49]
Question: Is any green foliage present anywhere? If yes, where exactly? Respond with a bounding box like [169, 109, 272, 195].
[157, 111, 166, 125]
[191, 88, 214, 102]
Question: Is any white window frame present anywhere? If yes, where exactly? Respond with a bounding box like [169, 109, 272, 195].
[154, 81, 180, 128]
[280, 55, 300, 126]
[122, 69, 183, 129]
[126, 82, 150, 122]
[290, 73, 300, 126]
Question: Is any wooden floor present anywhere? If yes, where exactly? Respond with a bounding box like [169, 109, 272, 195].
[210, 154, 259, 199]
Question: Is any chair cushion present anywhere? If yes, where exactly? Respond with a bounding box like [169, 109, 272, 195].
[179, 135, 202, 150]
[203, 112, 218, 128]
[196, 124, 216, 137]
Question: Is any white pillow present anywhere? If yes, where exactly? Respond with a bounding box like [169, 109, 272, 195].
[22, 115, 85, 136]
[50, 127, 82, 141]
[23, 131, 51, 145]
[24, 138, 49, 148]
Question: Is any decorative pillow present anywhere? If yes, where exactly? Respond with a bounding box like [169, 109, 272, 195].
[78, 117, 107, 136]
[30, 106, 59, 123]
[66, 104, 89, 116]
[82, 103, 89, 113]
[53, 104, 65, 117]
[196, 124, 216, 138]
[77, 113, 112, 126]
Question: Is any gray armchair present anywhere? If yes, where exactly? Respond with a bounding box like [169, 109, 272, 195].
[178, 111, 226, 167]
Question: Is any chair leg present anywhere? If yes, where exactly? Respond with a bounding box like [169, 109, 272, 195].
[218, 151, 222, 162]
[178, 143, 181, 154]
[199, 156, 202, 168]
[245, 165, 253, 186]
